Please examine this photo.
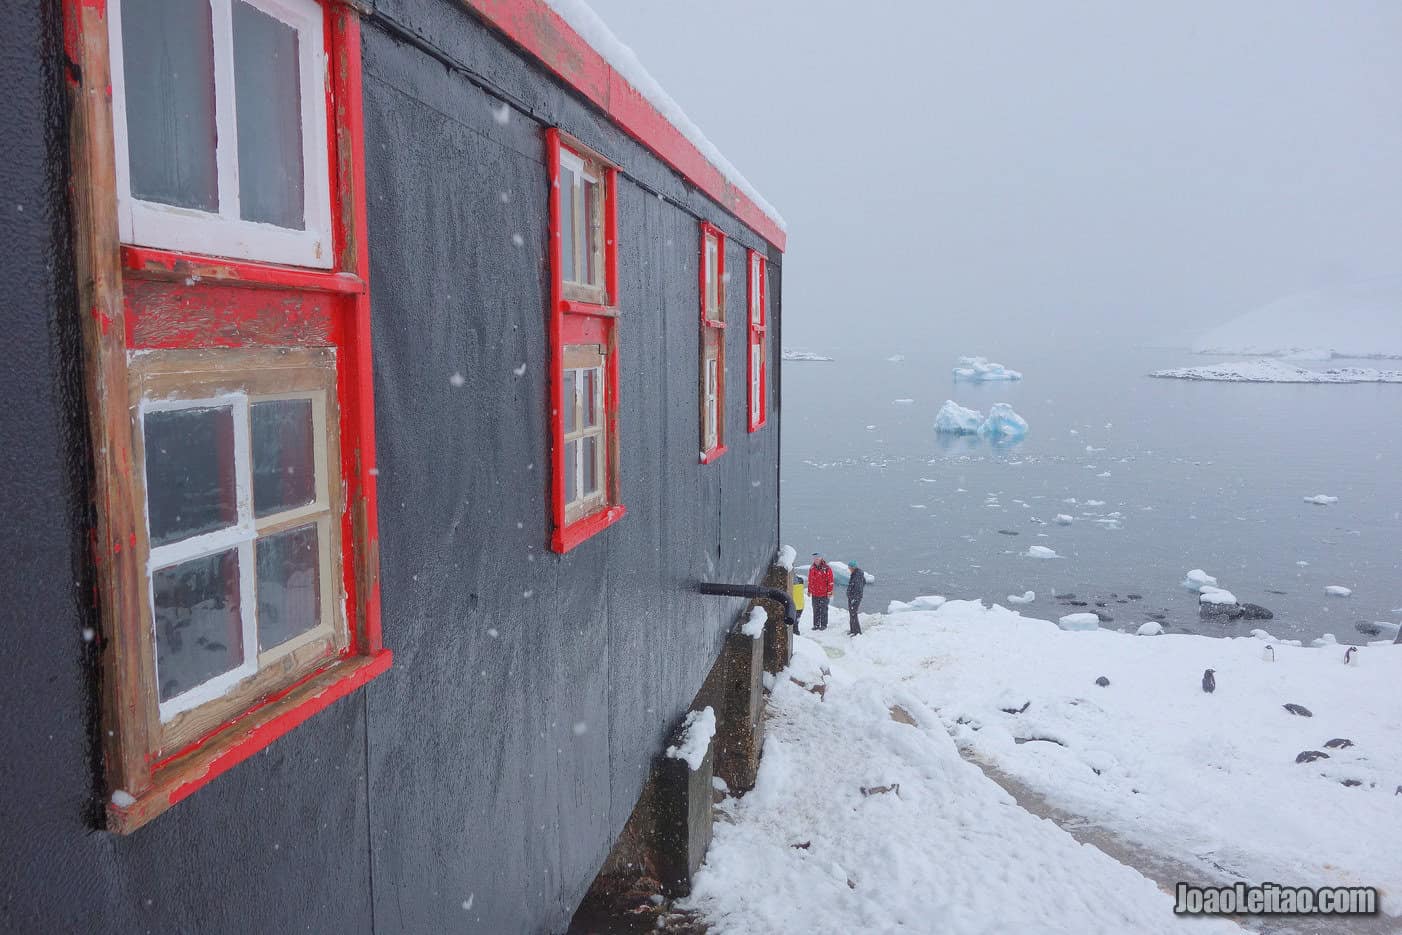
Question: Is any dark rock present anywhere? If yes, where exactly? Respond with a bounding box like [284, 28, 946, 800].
[1295, 750, 1329, 764]
[1066, 600, 1088, 607]
[1340, 779, 1362, 788]
[1014, 736, 1066, 747]
[1127, 593, 1143, 600]
[997, 529, 1020, 536]
[1095, 676, 1110, 687]
[1324, 738, 1354, 749]
[1092, 609, 1114, 623]
[1054, 593, 1076, 600]
[1354, 622, 1383, 637]
[1110, 593, 1119, 598]
[1239, 603, 1274, 620]
[1200, 601, 1245, 620]
[1001, 701, 1031, 715]
[1283, 703, 1313, 717]
[1266, 589, 1288, 596]
[791, 841, 811, 849]
[1094, 601, 1107, 608]
[1202, 669, 1216, 693]
[1147, 612, 1167, 621]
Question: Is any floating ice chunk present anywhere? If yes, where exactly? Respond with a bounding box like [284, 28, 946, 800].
[1199, 587, 1238, 605]
[893, 398, 915, 405]
[887, 354, 906, 362]
[1303, 494, 1339, 505]
[1325, 585, 1353, 597]
[1181, 569, 1218, 592]
[665, 707, 716, 771]
[1006, 591, 1035, 605]
[1085, 500, 1106, 507]
[1058, 613, 1100, 631]
[783, 349, 833, 362]
[1136, 621, 1164, 636]
[953, 356, 1023, 382]
[934, 400, 983, 435]
[1054, 514, 1074, 525]
[979, 403, 1029, 440]
[1025, 546, 1059, 559]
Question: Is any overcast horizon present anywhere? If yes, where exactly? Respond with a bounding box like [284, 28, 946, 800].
[585, 0, 1402, 355]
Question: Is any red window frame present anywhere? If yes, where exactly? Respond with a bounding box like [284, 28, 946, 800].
[64, 0, 390, 833]
[547, 129, 626, 552]
[699, 222, 727, 463]
[747, 249, 768, 432]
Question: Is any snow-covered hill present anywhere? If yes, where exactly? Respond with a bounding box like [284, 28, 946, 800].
[1194, 276, 1402, 360]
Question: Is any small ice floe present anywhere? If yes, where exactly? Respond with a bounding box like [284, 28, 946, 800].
[1325, 585, 1353, 597]
[1007, 591, 1035, 605]
[1303, 494, 1339, 505]
[1057, 612, 1100, 631]
[1199, 587, 1238, 605]
[893, 398, 915, 405]
[887, 354, 906, 362]
[1097, 471, 1112, 478]
[1025, 545, 1059, 559]
[783, 349, 834, 362]
[1054, 514, 1074, 525]
[1085, 499, 1106, 507]
[1136, 621, 1164, 636]
[953, 355, 1023, 382]
[1181, 569, 1218, 592]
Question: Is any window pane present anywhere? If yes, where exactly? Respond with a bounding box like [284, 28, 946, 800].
[153, 549, 244, 702]
[565, 439, 578, 503]
[583, 368, 599, 428]
[560, 165, 577, 282]
[121, 0, 219, 212]
[752, 347, 761, 409]
[751, 259, 762, 323]
[233, 1, 305, 229]
[582, 435, 598, 495]
[251, 398, 316, 518]
[256, 523, 320, 651]
[583, 176, 600, 285]
[564, 369, 578, 434]
[706, 237, 720, 318]
[144, 405, 238, 547]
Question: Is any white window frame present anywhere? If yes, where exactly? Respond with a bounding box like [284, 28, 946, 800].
[749, 254, 763, 325]
[141, 386, 337, 722]
[107, 0, 333, 268]
[563, 349, 607, 523]
[704, 231, 722, 322]
[559, 147, 603, 290]
[750, 344, 762, 414]
[703, 356, 719, 451]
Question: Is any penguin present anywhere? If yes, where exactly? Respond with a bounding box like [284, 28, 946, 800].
[1344, 646, 1357, 665]
[1262, 645, 1275, 662]
[1202, 668, 1216, 693]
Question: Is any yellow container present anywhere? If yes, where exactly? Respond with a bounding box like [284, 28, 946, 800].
[791, 580, 806, 613]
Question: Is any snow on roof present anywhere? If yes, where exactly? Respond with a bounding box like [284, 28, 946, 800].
[544, 0, 785, 233]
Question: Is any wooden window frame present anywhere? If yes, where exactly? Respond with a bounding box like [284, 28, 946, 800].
[106, 0, 334, 268]
[699, 222, 727, 463]
[547, 129, 624, 552]
[747, 250, 768, 432]
[562, 345, 608, 525]
[64, 0, 389, 834]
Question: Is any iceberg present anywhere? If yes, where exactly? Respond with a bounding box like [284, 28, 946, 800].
[1057, 612, 1100, 631]
[979, 403, 1028, 440]
[1006, 591, 1035, 605]
[1181, 569, 1218, 592]
[1303, 495, 1338, 505]
[953, 356, 1023, 382]
[934, 400, 983, 435]
[1324, 585, 1352, 597]
[1054, 514, 1074, 526]
[1026, 546, 1059, 559]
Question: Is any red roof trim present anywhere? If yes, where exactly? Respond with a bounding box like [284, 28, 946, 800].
[461, 0, 786, 252]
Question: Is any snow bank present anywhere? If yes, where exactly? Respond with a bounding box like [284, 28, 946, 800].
[752, 601, 1402, 920]
[1025, 545, 1059, 559]
[782, 349, 833, 362]
[1057, 612, 1101, 631]
[777, 544, 796, 571]
[1136, 621, 1164, 636]
[887, 595, 946, 615]
[933, 400, 983, 435]
[1303, 494, 1339, 505]
[952, 355, 1023, 382]
[544, 1, 784, 230]
[1151, 359, 1402, 383]
[665, 707, 716, 771]
[978, 402, 1028, 440]
[741, 607, 767, 639]
[684, 615, 1243, 934]
[1192, 275, 1402, 359]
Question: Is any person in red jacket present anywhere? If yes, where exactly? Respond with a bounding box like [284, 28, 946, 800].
[807, 553, 835, 631]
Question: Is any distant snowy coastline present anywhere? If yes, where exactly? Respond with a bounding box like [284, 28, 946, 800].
[782, 349, 833, 362]
[1193, 276, 1402, 360]
[1151, 360, 1402, 384]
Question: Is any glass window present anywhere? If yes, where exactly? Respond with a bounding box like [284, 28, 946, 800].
[144, 405, 238, 547]
[705, 234, 721, 320]
[560, 163, 578, 283]
[153, 548, 245, 703]
[558, 147, 608, 295]
[256, 523, 321, 651]
[562, 348, 608, 519]
[233, 0, 305, 229]
[252, 398, 316, 518]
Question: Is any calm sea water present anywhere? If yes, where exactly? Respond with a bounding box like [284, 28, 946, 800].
[780, 346, 1402, 643]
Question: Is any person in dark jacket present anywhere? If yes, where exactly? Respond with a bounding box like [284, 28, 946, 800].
[807, 554, 834, 631]
[846, 559, 866, 635]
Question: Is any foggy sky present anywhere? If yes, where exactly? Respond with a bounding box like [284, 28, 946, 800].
[584, 0, 1402, 355]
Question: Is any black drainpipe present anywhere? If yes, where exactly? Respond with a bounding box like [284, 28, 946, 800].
[696, 582, 798, 631]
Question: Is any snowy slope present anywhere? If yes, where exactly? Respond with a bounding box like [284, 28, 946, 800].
[1150, 360, 1402, 383]
[1193, 277, 1402, 359]
[544, 0, 784, 230]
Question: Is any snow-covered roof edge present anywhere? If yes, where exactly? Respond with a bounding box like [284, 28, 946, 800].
[461, 0, 786, 249]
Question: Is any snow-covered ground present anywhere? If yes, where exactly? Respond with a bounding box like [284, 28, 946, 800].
[686, 599, 1402, 932]
[783, 349, 834, 362]
[1151, 360, 1402, 383]
[1192, 276, 1402, 359]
